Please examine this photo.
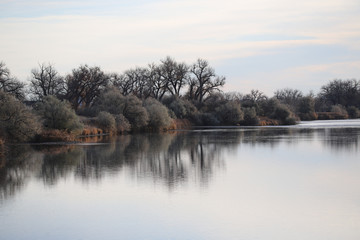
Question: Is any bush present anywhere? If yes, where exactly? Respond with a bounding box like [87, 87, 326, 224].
[36, 95, 83, 132]
[93, 87, 125, 115]
[96, 111, 116, 133]
[163, 96, 198, 119]
[347, 106, 360, 118]
[297, 96, 317, 120]
[271, 103, 297, 125]
[144, 98, 172, 131]
[331, 104, 348, 118]
[114, 114, 131, 133]
[123, 95, 149, 130]
[298, 112, 318, 121]
[0, 91, 41, 142]
[241, 107, 259, 125]
[261, 98, 281, 117]
[200, 112, 220, 126]
[215, 102, 243, 125]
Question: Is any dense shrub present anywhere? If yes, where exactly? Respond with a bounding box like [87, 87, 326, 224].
[271, 103, 297, 125]
[347, 106, 360, 119]
[144, 98, 172, 131]
[36, 95, 83, 131]
[260, 98, 281, 117]
[200, 113, 220, 126]
[330, 104, 348, 118]
[163, 96, 198, 119]
[0, 91, 41, 142]
[215, 102, 243, 125]
[241, 107, 259, 125]
[96, 111, 116, 133]
[297, 96, 317, 120]
[114, 114, 131, 133]
[93, 87, 125, 115]
[123, 95, 149, 130]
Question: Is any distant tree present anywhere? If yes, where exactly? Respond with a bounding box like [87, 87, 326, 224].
[0, 62, 25, 100]
[187, 59, 225, 104]
[159, 56, 188, 97]
[274, 88, 303, 111]
[111, 72, 134, 96]
[319, 79, 360, 108]
[0, 91, 40, 142]
[116, 67, 151, 99]
[36, 95, 83, 131]
[29, 63, 65, 99]
[147, 63, 168, 100]
[242, 89, 268, 115]
[65, 65, 110, 110]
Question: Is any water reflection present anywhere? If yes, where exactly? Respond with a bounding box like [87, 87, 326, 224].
[0, 127, 359, 201]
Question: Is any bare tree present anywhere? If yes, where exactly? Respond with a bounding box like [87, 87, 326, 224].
[65, 65, 110, 110]
[29, 63, 65, 99]
[319, 79, 360, 108]
[159, 56, 188, 97]
[274, 88, 303, 111]
[147, 63, 168, 100]
[187, 59, 225, 104]
[0, 62, 25, 100]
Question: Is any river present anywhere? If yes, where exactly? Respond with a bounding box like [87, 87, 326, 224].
[1, 119, 360, 240]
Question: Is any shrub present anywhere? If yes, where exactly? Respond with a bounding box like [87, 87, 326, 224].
[271, 103, 297, 125]
[123, 95, 149, 130]
[96, 111, 116, 133]
[144, 98, 172, 131]
[163, 96, 198, 119]
[241, 107, 259, 126]
[36, 95, 83, 132]
[331, 104, 348, 118]
[298, 112, 318, 121]
[93, 87, 125, 115]
[261, 98, 281, 117]
[297, 96, 317, 120]
[114, 114, 131, 133]
[347, 106, 360, 118]
[0, 91, 41, 142]
[201, 112, 220, 126]
[215, 102, 243, 125]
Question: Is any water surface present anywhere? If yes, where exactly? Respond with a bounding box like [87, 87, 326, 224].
[1, 119, 360, 240]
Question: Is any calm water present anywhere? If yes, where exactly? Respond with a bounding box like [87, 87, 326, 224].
[1, 119, 360, 240]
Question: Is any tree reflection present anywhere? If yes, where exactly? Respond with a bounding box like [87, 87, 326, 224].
[1, 127, 359, 200]
[0, 145, 41, 201]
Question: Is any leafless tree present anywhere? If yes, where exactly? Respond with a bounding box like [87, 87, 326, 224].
[0, 62, 25, 100]
[187, 59, 225, 104]
[159, 56, 188, 97]
[65, 65, 110, 110]
[29, 63, 65, 99]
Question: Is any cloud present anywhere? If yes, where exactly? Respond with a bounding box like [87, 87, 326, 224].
[0, 0, 359, 92]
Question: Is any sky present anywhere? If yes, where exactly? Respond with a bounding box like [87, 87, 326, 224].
[1, 0, 360, 96]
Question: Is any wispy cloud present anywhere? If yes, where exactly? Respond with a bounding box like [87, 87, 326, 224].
[1, 0, 359, 93]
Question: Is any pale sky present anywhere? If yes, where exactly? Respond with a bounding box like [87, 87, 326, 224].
[1, 0, 360, 96]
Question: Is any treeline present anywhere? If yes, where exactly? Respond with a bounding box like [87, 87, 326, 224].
[1, 57, 360, 143]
